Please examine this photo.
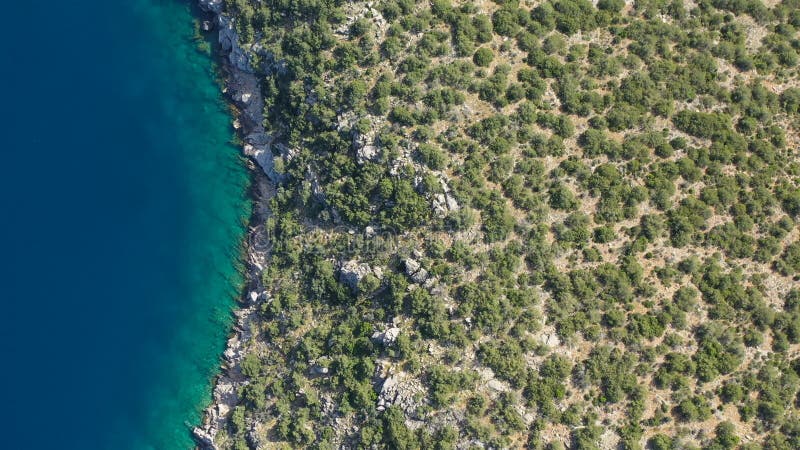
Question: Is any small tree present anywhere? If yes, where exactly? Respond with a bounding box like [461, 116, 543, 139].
[473, 47, 494, 67]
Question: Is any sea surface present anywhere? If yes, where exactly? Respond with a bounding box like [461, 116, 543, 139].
[0, 1, 249, 448]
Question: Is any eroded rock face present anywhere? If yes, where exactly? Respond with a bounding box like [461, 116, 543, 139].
[243, 134, 283, 183]
[192, 427, 216, 449]
[218, 16, 252, 73]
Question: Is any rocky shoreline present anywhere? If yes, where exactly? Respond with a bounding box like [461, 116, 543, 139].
[192, 1, 277, 448]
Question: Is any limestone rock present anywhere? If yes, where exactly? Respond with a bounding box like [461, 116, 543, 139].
[405, 258, 420, 274]
[346, 112, 385, 165]
[404, 258, 429, 284]
[246, 423, 261, 449]
[445, 193, 459, 211]
[247, 291, 267, 304]
[339, 260, 373, 291]
[487, 378, 508, 392]
[357, 145, 380, 163]
[377, 373, 425, 417]
[432, 193, 449, 218]
[371, 327, 401, 346]
[432, 178, 460, 217]
[383, 327, 401, 345]
[192, 427, 217, 450]
[540, 333, 561, 347]
[217, 16, 252, 73]
[243, 133, 285, 183]
[225, 68, 264, 128]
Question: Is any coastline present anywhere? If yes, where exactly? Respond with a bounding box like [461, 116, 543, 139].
[192, 1, 274, 448]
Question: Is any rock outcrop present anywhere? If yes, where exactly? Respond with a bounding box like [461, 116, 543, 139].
[192, 2, 278, 449]
[376, 372, 425, 416]
[214, 12, 288, 185]
[198, 0, 222, 13]
[339, 260, 374, 291]
[371, 327, 401, 346]
[404, 258, 429, 284]
[218, 16, 252, 73]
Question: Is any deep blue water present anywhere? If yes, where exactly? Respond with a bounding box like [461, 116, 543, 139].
[0, 1, 249, 448]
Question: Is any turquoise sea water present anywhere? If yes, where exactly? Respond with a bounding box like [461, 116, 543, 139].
[0, 1, 249, 448]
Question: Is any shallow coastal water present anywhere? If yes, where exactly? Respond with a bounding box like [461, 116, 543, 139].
[0, 1, 248, 448]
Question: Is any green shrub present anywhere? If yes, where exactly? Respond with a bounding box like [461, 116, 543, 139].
[473, 47, 494, 67]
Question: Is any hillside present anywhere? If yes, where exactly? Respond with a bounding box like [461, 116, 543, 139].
[200, 0, 800, 448]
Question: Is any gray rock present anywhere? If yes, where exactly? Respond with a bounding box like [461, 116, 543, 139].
[432, 193, 448, 218]
[192, 427, 217, 450]
[405, 258, 421, 275]
[445, 193, 459, 211]
[404, 258, 429, 284]
[243, 133, 285, 183]
[383, 327, 401, 345]
[247, 291, 268, 304]
[246, 131, 271, 147]
[352, 128, 380, 164]
[377, 374, 425, 416]
[218, 16, 252, 73]
[371, 327, 400, 346]
[339, 260, 373, 291]
[357, 145, 380, 163]
[352, 130, 368, 149]
[349, 115, 384, 164]
[311, 365, 330, 375]
[413, 269, 429, 284]
[487, 379, 507, 392]
[248, 291, 259, 304]
[246, 422, 261, 449]
[226, 69, 264, 128]
[198, 0, 222, 13]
